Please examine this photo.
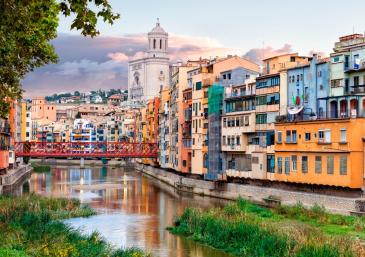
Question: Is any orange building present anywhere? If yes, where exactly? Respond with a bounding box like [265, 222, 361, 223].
[0, 118, 10, 172]
[31, 97, 56, 122]
[275, 118, 365, 189]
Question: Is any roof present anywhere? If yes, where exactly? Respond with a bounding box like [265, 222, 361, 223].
[262, 52, 299, 61]
[108, 94, 122, 100]
[148, 20, 167, 35]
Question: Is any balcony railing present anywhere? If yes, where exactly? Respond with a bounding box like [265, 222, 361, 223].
[225, 90, 255, 99]
[344, 60, 365, 72]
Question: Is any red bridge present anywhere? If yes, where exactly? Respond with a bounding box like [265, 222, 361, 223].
[14, 142, 158, 158]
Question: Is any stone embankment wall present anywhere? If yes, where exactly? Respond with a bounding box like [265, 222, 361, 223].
[136, 163, 365, 215]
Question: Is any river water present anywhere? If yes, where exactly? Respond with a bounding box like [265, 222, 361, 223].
[17, 165, 232, 257]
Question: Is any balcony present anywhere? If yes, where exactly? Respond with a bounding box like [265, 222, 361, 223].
[344, 60, 365, 73]
[222, 144, 246, 152]
[0, 120, 10, 135]
[225, 90, 255, 99]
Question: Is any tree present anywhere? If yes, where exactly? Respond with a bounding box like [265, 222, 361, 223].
[75, 112, 81, 119]
[0, 0, 120, 118]
[74, 91, 81, 96]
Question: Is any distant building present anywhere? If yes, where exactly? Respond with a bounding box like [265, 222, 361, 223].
[31, 97, 56, 122]
[108, 94, 122, 105]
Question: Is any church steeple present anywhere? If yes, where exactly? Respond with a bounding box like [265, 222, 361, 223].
[148, 18, 168, 58]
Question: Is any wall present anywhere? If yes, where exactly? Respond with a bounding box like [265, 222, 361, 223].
[137, 163, 365, 215]
[275, 118, 365, 188]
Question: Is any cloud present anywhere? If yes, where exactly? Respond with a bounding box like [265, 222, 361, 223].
[22, 32, 296, 98]
[242, 44, 293, 64]
[107, 52, 129, 62]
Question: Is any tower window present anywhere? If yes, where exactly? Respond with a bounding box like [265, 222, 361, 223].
[160, 39, 162, 49]
[153, 39, 156, 49]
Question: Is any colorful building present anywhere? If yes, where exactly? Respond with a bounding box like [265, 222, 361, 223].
[275, 118, 365, 189]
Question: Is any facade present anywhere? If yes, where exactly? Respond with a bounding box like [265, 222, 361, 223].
[191, 56, 260, 175]
[128, 20, 170, 103]
[322, 34, 365, 119]
[181, 87, 193, 173]
[158, 86, 171, 168]
[275, 118, 365, 189]
[286, 56, 330, 121]
[0, 118, 11, 172]
[31, 97, 56, 122]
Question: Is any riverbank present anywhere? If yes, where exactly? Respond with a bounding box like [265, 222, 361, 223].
[0, 194, 148, 257]
[169, 199, 365, 257]
[136, 163, 365, 215]
[0, 164, 32, 195]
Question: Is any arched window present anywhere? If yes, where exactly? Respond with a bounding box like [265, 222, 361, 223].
[153, 39, 156, 49]
[160, 39, 162, 49]
[165, 39, 167, 50]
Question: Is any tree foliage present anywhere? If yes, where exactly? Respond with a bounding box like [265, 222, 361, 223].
[0, 0, 120, 118]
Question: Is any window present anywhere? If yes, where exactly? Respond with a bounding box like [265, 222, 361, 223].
[277, 131, 282, 143]
[290, 56, 296, 62]
[304, 87, 309, 103]
[318, 129, 331, 143]
[183, 160, 187, 167]
[333, 56, 340, 63]
[222, 136, 226, 145]
[315, 156, 322, 173]
[195, 82, 202, 90]
[223, 74, 226, 80]
[203, 154, 208, 168]
[300, 74, 303, 81]
[317, 70, 322, 77]
[304, 132, 311, 141]
[291, 155, 297, 171]
[267, 155, 275, 173]
[277, 157, 282, 174]
[331, 79, 342, 88]
[286, 130, 297, 143]
[340, 155, 347, 175]
[256, 114, 267, 124]
[327, 155, 334, 174]
[236, 136, 240, 145]
[228, 73, 231, 80]
[284, 157, 290, 174]
[223, 118, 227, 127]
[302, 156, 308, 173]
[340, 129, 346, 143]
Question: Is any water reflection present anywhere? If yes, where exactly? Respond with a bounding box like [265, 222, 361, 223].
[27, 166, 231, 257]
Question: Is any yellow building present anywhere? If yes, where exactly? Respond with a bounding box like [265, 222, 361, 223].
[275, 118, 365, 189]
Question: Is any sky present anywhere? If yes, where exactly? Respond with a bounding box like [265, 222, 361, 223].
[23, 0, 365, 97]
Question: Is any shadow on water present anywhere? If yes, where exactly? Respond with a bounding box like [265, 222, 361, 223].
[11, 165, 232, 257]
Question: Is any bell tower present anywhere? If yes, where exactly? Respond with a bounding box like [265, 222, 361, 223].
[148, 18, 168, 58]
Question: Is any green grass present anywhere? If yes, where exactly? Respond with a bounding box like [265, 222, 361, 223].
[0, 194, 149, 257]
[31, 163, 51, 173]
[169, 198, 365, 257]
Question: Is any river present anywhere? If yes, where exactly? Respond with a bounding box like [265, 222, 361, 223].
[15, 165, 232, 257]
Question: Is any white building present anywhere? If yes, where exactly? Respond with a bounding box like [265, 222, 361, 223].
[128, 19, 170, 103]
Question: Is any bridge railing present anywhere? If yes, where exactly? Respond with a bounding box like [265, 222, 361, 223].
[14, 141, 159, 158]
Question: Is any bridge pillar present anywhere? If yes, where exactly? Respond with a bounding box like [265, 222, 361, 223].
[80, 158, 85, 168]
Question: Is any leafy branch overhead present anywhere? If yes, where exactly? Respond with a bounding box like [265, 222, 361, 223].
[0, 0, 120, 118]
[59, 0, 120, 37]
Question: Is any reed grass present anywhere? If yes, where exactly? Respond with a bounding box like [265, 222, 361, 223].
[169, 198, 365, 257]
[0, 194, 149, 257]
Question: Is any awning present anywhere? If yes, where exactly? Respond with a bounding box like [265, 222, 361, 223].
[287, 106, 304, 115]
